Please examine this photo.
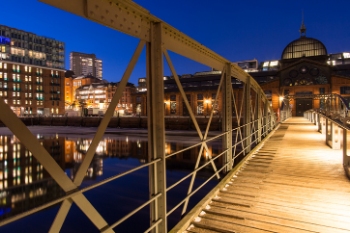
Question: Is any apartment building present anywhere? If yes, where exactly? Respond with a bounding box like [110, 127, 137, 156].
[0, 61, 65, 116]
[0, 24, 64, 69]
[70, 52, 102, 79]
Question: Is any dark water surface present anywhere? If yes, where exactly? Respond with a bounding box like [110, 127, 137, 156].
[0, 127, 221, 232]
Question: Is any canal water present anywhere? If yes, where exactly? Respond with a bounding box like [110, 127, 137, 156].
[0, 127, 222, 232]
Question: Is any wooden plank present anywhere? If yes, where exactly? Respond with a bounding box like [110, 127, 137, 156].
[211, 200, 350, 231]
[204, 205, 350, 233]
[175, 118, 350, 233]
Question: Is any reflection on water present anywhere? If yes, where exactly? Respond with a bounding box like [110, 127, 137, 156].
[0, 133, 222, 223]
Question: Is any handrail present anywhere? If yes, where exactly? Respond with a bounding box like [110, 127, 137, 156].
[1, 0, 278, 232]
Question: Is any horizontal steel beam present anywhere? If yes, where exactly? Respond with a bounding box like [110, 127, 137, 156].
[40, 0, 255, 85]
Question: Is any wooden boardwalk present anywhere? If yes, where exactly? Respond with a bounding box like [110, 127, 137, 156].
[174, 117, 350, 233]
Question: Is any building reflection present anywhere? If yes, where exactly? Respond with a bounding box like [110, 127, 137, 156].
[0, 134, 222, 220]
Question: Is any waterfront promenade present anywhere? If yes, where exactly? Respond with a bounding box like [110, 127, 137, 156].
[172, 117, 350, 233]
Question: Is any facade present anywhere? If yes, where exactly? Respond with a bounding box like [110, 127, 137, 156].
[253, 23, 350, 116]
[0, 61, 65, 116]
[70, 52, 102, 79]
[64, 71, 103, 109]
[0, 24, 65, 69]
[132, 71, 231, 116]
[132, 23, 350, 118]
[74, 82, 136, 116]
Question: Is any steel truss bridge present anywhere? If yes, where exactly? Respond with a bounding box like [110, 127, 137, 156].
[0, 0, 349, 232]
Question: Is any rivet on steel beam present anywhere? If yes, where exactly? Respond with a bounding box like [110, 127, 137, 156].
[95, 5, 99, 9]
[115, 14, 118, 18]
[101, 16, 104, 20]
[106, 10, 109, 14]
[89, 11, 94, 16]
[110, 20, 114, 24]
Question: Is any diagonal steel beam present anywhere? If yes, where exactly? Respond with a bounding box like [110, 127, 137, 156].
[0, 98, 75, 191]
[0, 89, 113, 232]
[73, 40, 145, 186]
[49, 199, 73, 233]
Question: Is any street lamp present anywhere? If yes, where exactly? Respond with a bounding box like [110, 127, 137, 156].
[205, 99, 210, 117]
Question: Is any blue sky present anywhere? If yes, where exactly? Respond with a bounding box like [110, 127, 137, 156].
[2, 0, 350, 84]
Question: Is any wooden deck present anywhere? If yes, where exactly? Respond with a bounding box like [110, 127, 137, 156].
[174, 117, 350, 233]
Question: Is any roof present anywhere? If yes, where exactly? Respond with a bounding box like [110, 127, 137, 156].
[281, 36, 327, 60]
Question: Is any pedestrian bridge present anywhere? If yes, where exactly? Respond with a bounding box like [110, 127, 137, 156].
[171, 116, 350, 233]
[0, 0, 350, 232]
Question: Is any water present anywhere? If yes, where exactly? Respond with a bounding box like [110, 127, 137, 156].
[0, 127, 221, 232]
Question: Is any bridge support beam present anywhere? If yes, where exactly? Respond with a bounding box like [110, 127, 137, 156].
[255, 91, 262, 143]
[322, 118, 342, 150]
[331, 122, 341, 149]
[326, 120, 341, 150]
[147, 22, 167, 233]
[343, 128, 350, 177]
[325, 119, 330, 145]
[321, 117, 326, 135]
[243, 76, 251, 154]
[222, 63, 233, 172]
[263, 100, 269, 137]
[316, 113, 321, 131]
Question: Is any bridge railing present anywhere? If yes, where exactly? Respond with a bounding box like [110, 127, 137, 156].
[304, 94, 350, 178]
[0, 0, 278, 232]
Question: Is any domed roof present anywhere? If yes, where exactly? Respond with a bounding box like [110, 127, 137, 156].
[281, 37, 327, 60]
[281, 20, 327, 60]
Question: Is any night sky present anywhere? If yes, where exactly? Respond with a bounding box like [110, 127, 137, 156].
[2, 0, 350, 84]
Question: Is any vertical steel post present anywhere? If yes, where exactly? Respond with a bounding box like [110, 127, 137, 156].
[147, 22, 167, 233]
[317, 113, 321, 132]
[222, 63, 232, 172]
[243, 76, 251, 153]
[256, 91, 262, 143]
[331, 122, 341, 149]
[326, 118, 330, 146]
[264, 100, 269, 136]
[343, 128, 349, 166]
[321, 117, 326, 135]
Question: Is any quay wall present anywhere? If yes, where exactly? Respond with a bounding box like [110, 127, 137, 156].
[0, 116, 236, 130]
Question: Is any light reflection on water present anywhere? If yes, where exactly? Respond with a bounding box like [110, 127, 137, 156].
[0, 132, 221, 232]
